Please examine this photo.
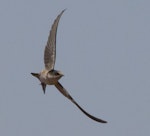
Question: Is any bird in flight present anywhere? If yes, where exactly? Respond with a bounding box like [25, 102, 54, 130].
[31, 9, 107, 123]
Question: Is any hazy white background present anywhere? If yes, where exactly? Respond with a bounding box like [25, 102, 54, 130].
[0, 0, 150, 136]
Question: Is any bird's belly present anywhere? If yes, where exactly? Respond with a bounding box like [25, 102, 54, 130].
[40, 76, 60, 85]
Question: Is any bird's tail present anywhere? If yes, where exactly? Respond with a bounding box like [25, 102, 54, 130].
[55, 82, 107, 123]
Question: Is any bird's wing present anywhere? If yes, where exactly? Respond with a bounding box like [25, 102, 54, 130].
[41, 83, 46, 94]
[55, 82, 107, 123]
[44, 9, 65, 70]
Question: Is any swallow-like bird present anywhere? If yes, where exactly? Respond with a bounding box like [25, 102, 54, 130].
[31, 9, 107, 123]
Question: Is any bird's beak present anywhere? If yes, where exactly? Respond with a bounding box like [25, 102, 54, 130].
[60, 72, 64, 77]
[31, 73, 40, 79]
[58, 71, 64, 76]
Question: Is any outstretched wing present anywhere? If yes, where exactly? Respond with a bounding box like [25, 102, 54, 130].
[44, 9, 66, 70]
[55, 82, 107, 123]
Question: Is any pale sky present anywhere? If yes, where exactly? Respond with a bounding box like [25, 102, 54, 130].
[0, 0, 150, 136]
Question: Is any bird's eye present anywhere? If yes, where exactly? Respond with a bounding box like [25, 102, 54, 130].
[56, 72, 60, 75]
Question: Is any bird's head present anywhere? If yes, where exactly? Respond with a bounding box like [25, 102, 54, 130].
[49, 70, 64, 77]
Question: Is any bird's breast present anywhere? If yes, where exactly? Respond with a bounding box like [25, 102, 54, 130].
[39, 73, 61, 85]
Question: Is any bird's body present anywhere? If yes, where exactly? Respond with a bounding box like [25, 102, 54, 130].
[31, 9, 107, 123]
[39, 69, 63, 85]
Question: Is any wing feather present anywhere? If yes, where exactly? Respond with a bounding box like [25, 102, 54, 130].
[44, 9, 66, 70]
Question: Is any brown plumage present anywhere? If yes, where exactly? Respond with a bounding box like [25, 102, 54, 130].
[31, 9, 107, 123]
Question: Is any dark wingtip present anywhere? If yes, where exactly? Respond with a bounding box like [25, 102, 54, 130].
[31, 72, 36, 76]
[62, 8, 67, 12]
[43, 90, 46, 94]
[31, 73, 39, 78]
[41, 83, 46, 94]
